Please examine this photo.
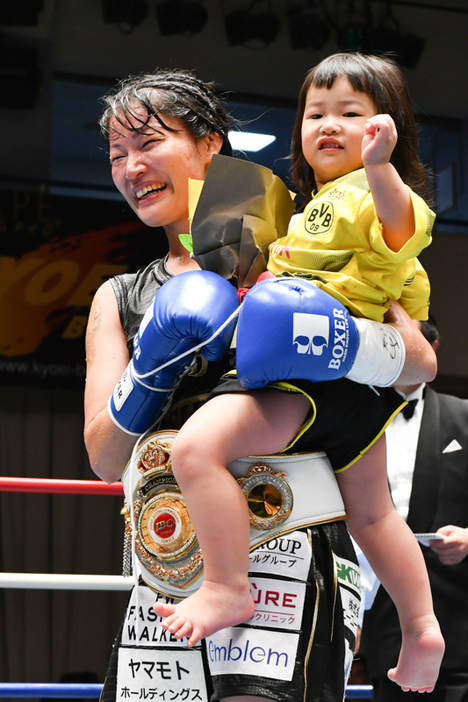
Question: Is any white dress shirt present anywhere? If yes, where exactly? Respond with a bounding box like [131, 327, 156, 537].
[386, 384, 426, 521]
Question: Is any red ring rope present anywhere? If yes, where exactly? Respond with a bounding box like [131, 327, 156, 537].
[0, 477, 123, 495]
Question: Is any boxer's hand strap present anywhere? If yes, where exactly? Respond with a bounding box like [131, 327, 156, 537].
[346, 319, 406, 387]
[108, 360, 176, 436]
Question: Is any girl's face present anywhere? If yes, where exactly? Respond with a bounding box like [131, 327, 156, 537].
[301, 76, 377, 190]
[109, 111, 221, 236]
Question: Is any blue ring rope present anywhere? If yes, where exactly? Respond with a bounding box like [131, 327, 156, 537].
[0, 684, 103, 698]
[0, 683, 374, 698]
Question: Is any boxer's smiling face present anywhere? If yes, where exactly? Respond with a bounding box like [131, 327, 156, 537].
[109, 111, 218, 237]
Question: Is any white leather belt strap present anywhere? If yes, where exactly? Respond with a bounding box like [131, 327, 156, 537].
[229, 451, 346, 550]
[122, 431, 346, 598]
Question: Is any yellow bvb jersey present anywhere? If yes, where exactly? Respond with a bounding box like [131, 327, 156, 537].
[267, 169, 435, 322]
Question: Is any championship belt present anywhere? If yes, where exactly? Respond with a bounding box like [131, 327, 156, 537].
[122, 430, 346, 599]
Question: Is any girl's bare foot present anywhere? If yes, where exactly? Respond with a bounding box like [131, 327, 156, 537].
[387, 622, 445, 692]
[153, 580, 255, 647]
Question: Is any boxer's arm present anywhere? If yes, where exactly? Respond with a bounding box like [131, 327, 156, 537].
[84, 281, 138, 483]
[236, 280, 435, 390]
[85, 271, 239, 481]
[384, 300, 437, 385]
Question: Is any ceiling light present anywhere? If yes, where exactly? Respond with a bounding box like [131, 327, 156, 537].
[0, 44, 41, 109]
[101, 0, 148, 27]
[373, 1, 401, 53]
[224, 3, 281, 48]
[337, 0, 374, 52]
[228, 131, 276, 152]
[156, 0, 208, 36]
[0, 0, 43, 26]
[288, 2, 331, 51]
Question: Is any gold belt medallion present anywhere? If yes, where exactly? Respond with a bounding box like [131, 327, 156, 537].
[237, 463, 293, 530]
[124, 431, 203, 593]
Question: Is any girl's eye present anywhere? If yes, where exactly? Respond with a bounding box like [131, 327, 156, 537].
[344, 111, 360, 117]
[308, 113, 322, 120]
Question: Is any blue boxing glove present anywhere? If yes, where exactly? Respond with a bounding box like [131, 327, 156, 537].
[236, 278, 405, 389]
[109, 270, 239, 435]
[236, 278, 358, 388]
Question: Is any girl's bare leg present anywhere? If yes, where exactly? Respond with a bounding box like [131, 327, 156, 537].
[153, 390, 310, 647]
[337, 435, 444, 692]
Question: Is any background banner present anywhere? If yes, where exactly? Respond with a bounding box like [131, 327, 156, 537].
[0, 190, 165, 387]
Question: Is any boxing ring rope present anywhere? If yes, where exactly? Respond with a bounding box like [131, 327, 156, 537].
[0, 476, 373, 699]
[0, 683, 374, 698]
[0, 477, 128, 589]
[0, 683, 103, 698]
[0, 572, 133, 589]
[0, 476, 124, 495]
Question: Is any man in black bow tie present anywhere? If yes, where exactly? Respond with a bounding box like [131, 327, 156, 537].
[359, 314, 468, 701]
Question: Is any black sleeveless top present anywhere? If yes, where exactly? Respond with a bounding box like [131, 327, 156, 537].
[110, 256, 171, 347]
[109, 256, 232, 429]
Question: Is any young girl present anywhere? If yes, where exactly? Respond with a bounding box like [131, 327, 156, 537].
[153, 54, 445, 692]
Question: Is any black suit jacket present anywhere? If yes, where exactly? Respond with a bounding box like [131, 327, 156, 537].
[361, 387, 468, 676]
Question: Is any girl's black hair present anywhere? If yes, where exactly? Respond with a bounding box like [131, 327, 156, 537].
[290, 52, 430, 204]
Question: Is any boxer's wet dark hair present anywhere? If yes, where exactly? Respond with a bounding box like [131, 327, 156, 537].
[99, 68, 233, 156]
